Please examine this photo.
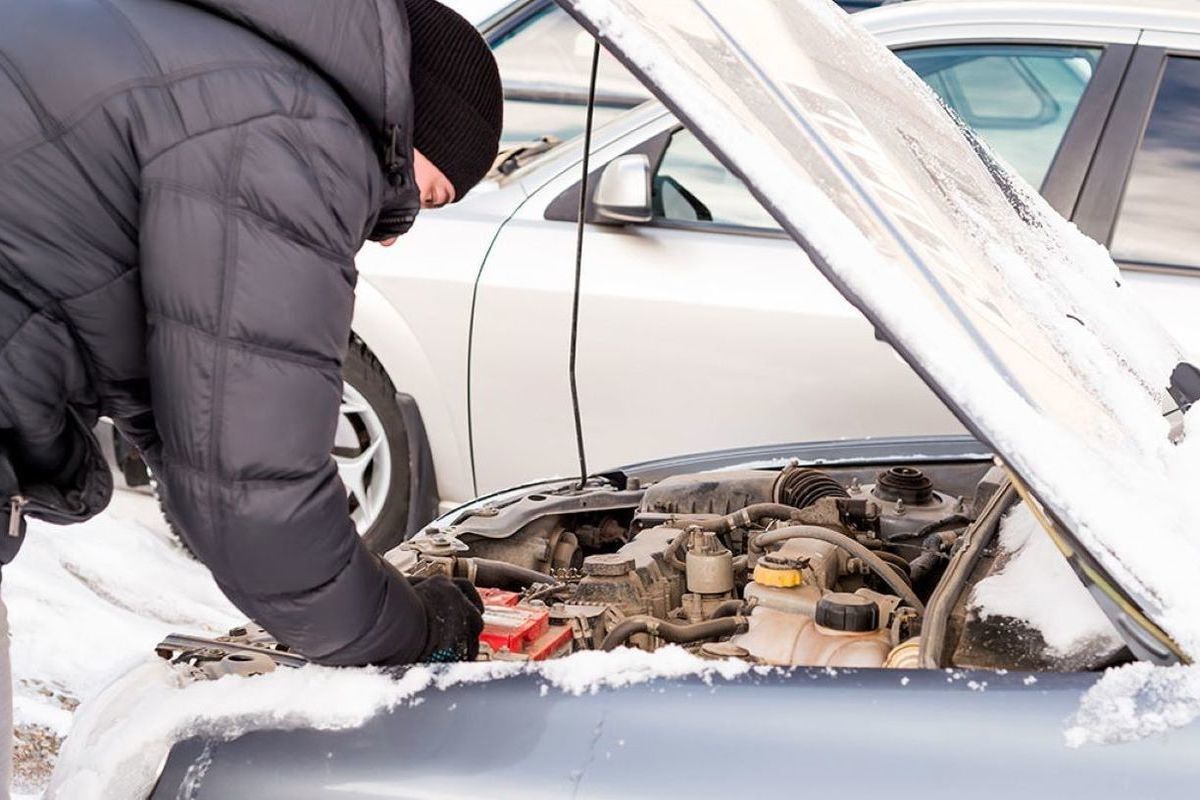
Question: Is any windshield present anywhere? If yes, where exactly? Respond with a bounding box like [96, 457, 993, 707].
[492, 5, 649, 145]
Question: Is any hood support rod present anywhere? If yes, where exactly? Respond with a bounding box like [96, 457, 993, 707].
[568, 39, 602, 490]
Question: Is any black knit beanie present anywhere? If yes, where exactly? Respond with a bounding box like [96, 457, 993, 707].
[405, 0, 503, 201]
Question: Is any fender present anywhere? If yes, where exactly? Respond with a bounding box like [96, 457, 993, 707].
[351, 277, 475, 509]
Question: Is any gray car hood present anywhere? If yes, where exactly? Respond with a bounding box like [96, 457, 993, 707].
[557, 0, 1200, 662]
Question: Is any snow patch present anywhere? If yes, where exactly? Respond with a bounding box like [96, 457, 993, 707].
[48, 660, 428, 799]
[970, 503, 1122, 657]
[50, 645, 750, 798]
[537, 644, 750, 695]
[1066, 663, 1200, 747]
[6, 492, 240, 740]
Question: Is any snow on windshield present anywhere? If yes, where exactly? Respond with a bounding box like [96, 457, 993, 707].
[970, 503, 1122, 660]
[566, 0, 1200, 659]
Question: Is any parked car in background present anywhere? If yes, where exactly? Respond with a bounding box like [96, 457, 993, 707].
[57, 1, 1200, 796]
[485, 0, 888, 146]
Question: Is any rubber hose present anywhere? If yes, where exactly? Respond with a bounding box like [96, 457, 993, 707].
[663, 530, 689, 572]
[601, 615, 749, 652]
[909, 532, 954, 584]
[874, 550, 915, 585]
[667, 502, 801, 534]
[751, 526, 925, 613]
[464, 558, 557, 591]
[706, 599, 752, 620]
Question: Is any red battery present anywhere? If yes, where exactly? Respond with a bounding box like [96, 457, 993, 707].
[479, 592, 573, 660]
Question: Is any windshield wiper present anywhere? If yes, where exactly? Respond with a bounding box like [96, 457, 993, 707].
[491, 135, 562, 177]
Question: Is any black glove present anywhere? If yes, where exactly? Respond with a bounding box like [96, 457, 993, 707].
[410, 575, 485, 664]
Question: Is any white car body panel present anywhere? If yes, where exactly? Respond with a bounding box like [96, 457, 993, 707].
[352, 0, 1200, 511]
[352, 189, 527, 507]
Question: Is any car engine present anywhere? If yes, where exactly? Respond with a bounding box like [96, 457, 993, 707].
[158, 457, 1132, 676]
[386, 460, 1003, 669]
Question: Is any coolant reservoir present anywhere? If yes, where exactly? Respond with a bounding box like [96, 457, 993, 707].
[732, 593, 892, 668]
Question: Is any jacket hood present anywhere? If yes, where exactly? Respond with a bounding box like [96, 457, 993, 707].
[185, 0, 420, 234]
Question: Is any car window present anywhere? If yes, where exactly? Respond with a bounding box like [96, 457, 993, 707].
[898, 45, 1101, 188]
[1110, 57, 1200, 270]
[491, 6, 648, 145]
[652, 129, 780, 230]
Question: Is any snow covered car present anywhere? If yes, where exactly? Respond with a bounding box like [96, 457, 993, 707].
[56, 1, 1200, 795]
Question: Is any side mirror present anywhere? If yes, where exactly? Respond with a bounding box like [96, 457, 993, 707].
[592, 154, 653, 224]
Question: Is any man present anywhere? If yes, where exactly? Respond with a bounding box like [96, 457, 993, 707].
[0, 0, 501, 789]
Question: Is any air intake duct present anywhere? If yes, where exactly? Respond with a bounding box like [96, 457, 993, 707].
[773, 466, 848, 509]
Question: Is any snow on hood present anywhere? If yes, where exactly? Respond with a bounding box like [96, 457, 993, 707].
[1066, 662, 1200, 747]
[48, 646, 750, 798]
[557, 0, 1200, 658]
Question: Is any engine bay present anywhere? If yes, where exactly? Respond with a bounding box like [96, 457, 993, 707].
[403, 460, 1000, 669]
[158, 457, 1136, 678]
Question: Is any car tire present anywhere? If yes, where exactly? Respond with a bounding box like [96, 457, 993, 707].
[338, 338, 412, 554]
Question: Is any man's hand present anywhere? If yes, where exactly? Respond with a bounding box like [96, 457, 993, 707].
[404, 575, 485, 664]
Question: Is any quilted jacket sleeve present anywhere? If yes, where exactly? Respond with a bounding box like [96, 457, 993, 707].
[136, 112, 427, 666]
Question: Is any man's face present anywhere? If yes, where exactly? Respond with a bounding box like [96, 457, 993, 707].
[380, 148, 455, 247]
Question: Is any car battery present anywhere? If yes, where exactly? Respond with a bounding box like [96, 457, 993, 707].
[478, 588, 573, 661]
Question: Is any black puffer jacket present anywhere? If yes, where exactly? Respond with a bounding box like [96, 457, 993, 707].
[0, 0, 428, 665]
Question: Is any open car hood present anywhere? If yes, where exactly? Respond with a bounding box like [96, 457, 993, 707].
[556, 0, 1200, 663]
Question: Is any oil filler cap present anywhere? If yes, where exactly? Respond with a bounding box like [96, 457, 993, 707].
[815, 593, 879, 633]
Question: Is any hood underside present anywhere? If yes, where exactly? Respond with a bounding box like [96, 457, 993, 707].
[557, 0, 1200, 660]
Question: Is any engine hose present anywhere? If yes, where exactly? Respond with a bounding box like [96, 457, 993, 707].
[908, 532, 956, 585]
[663, 529, 689, 572]
[460, 558, 557, 591]
[874, 550, 914, 586]
[751, 526, 925, 613]
[706, 599, 754, 620]
[667, 502, 802, 534]
[601, 615, 749, 652]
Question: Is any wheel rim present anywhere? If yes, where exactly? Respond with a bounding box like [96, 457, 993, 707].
[334, 382, 392, 536]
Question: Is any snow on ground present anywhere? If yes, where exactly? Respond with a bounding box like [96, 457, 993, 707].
[970, 503, 1122, 657]
[4, 491, 240, 795]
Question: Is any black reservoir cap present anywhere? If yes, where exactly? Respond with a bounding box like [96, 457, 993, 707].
[815, 592, 880, 632]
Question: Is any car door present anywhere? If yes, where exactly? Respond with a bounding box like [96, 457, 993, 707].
[1069, 36, 1200, 348]
[892, 39, 1129, 218]
[470, 115, 961, 494]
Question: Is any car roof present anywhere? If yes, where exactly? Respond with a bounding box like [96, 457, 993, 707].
[860, 0, 1200, 35]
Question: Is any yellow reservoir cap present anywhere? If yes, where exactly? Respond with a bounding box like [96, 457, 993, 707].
[753, 562, 802, 588]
